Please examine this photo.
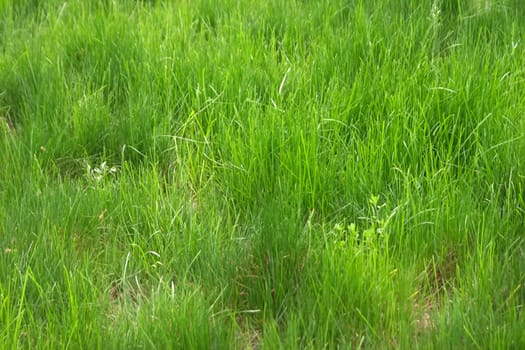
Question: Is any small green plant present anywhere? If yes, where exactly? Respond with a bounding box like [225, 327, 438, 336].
[84, 160, 118, 183]
[329, 195, 398, 253]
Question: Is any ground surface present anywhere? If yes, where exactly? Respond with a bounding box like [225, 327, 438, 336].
[1, 0, 524, 348]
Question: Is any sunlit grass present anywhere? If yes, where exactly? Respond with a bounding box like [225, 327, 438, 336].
[1, 0, 524, 348]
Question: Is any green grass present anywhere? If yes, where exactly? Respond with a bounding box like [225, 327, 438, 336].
[1, 0, 524, 348]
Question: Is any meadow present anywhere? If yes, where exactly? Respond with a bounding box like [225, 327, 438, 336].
[1, 0, 524, 348]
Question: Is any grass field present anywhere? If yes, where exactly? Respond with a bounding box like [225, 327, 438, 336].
[1, 0, 524, 348]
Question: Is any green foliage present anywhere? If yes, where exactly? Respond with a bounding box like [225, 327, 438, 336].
[1, 0, 524, 348]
